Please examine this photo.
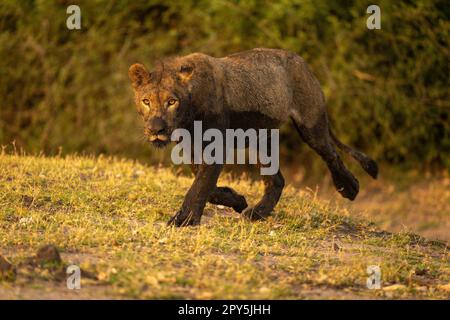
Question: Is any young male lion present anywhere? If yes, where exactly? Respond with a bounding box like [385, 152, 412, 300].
[129, 48, 378, 226]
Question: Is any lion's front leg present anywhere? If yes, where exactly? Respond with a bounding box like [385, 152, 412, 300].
[168, 164, 223, 227]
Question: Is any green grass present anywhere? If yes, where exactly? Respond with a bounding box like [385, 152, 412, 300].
[0, 154, 449, 299]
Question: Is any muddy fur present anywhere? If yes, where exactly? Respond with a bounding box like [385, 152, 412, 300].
[129, 48, 378, 226]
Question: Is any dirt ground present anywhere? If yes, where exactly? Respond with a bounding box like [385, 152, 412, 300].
[286, 167, 450, 242]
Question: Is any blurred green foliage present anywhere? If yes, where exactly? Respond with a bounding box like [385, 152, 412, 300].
[0, 0, 448, 172]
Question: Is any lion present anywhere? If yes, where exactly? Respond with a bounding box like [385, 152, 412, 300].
[128, 48, 378, 226]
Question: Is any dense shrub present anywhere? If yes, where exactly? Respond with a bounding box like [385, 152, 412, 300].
[0, 0, 448, 171]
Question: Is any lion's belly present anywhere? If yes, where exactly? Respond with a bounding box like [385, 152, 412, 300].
[228, 111, 282, 130]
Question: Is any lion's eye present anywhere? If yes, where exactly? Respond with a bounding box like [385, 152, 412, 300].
[142, 99, 150, 106]
[167, 98, 177, 106]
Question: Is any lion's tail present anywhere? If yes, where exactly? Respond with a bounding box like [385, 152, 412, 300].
[328, 129, 378, 179]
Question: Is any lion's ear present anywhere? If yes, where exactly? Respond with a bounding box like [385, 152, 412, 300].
[129, 63, 151, 89]
[179, 64, 194, 84]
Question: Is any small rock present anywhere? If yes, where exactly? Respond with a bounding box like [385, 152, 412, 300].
[35, 244, 62, 265]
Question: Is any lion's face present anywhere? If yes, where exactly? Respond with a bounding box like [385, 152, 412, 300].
[128, 63, 194, 148]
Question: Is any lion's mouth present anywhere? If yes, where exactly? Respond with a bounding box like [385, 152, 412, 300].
[149, 134, 170, 148]
[149, 134, 169, 142]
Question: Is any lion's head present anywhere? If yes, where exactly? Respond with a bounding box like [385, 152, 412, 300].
[128, 60, 195, 148]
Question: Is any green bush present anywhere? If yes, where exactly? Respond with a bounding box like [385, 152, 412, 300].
[0, 0, 448, 171]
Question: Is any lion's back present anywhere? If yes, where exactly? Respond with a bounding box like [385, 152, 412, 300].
[218, 48, 298, 121]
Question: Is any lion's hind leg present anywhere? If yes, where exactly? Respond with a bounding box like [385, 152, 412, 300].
[290, 114, 359, 200]
[191, 164, 247, 213]
[242, 169, 285, 221]
[209, 186, 248, 213]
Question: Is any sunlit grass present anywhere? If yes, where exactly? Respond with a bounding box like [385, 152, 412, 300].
[0, 154, 448, 299]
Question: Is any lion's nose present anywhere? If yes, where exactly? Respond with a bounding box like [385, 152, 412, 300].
[148, 117, 167, 135]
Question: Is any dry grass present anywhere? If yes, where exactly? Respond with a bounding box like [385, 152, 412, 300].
[286, 166, 450, 241]
[0, 154, 449, 299]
